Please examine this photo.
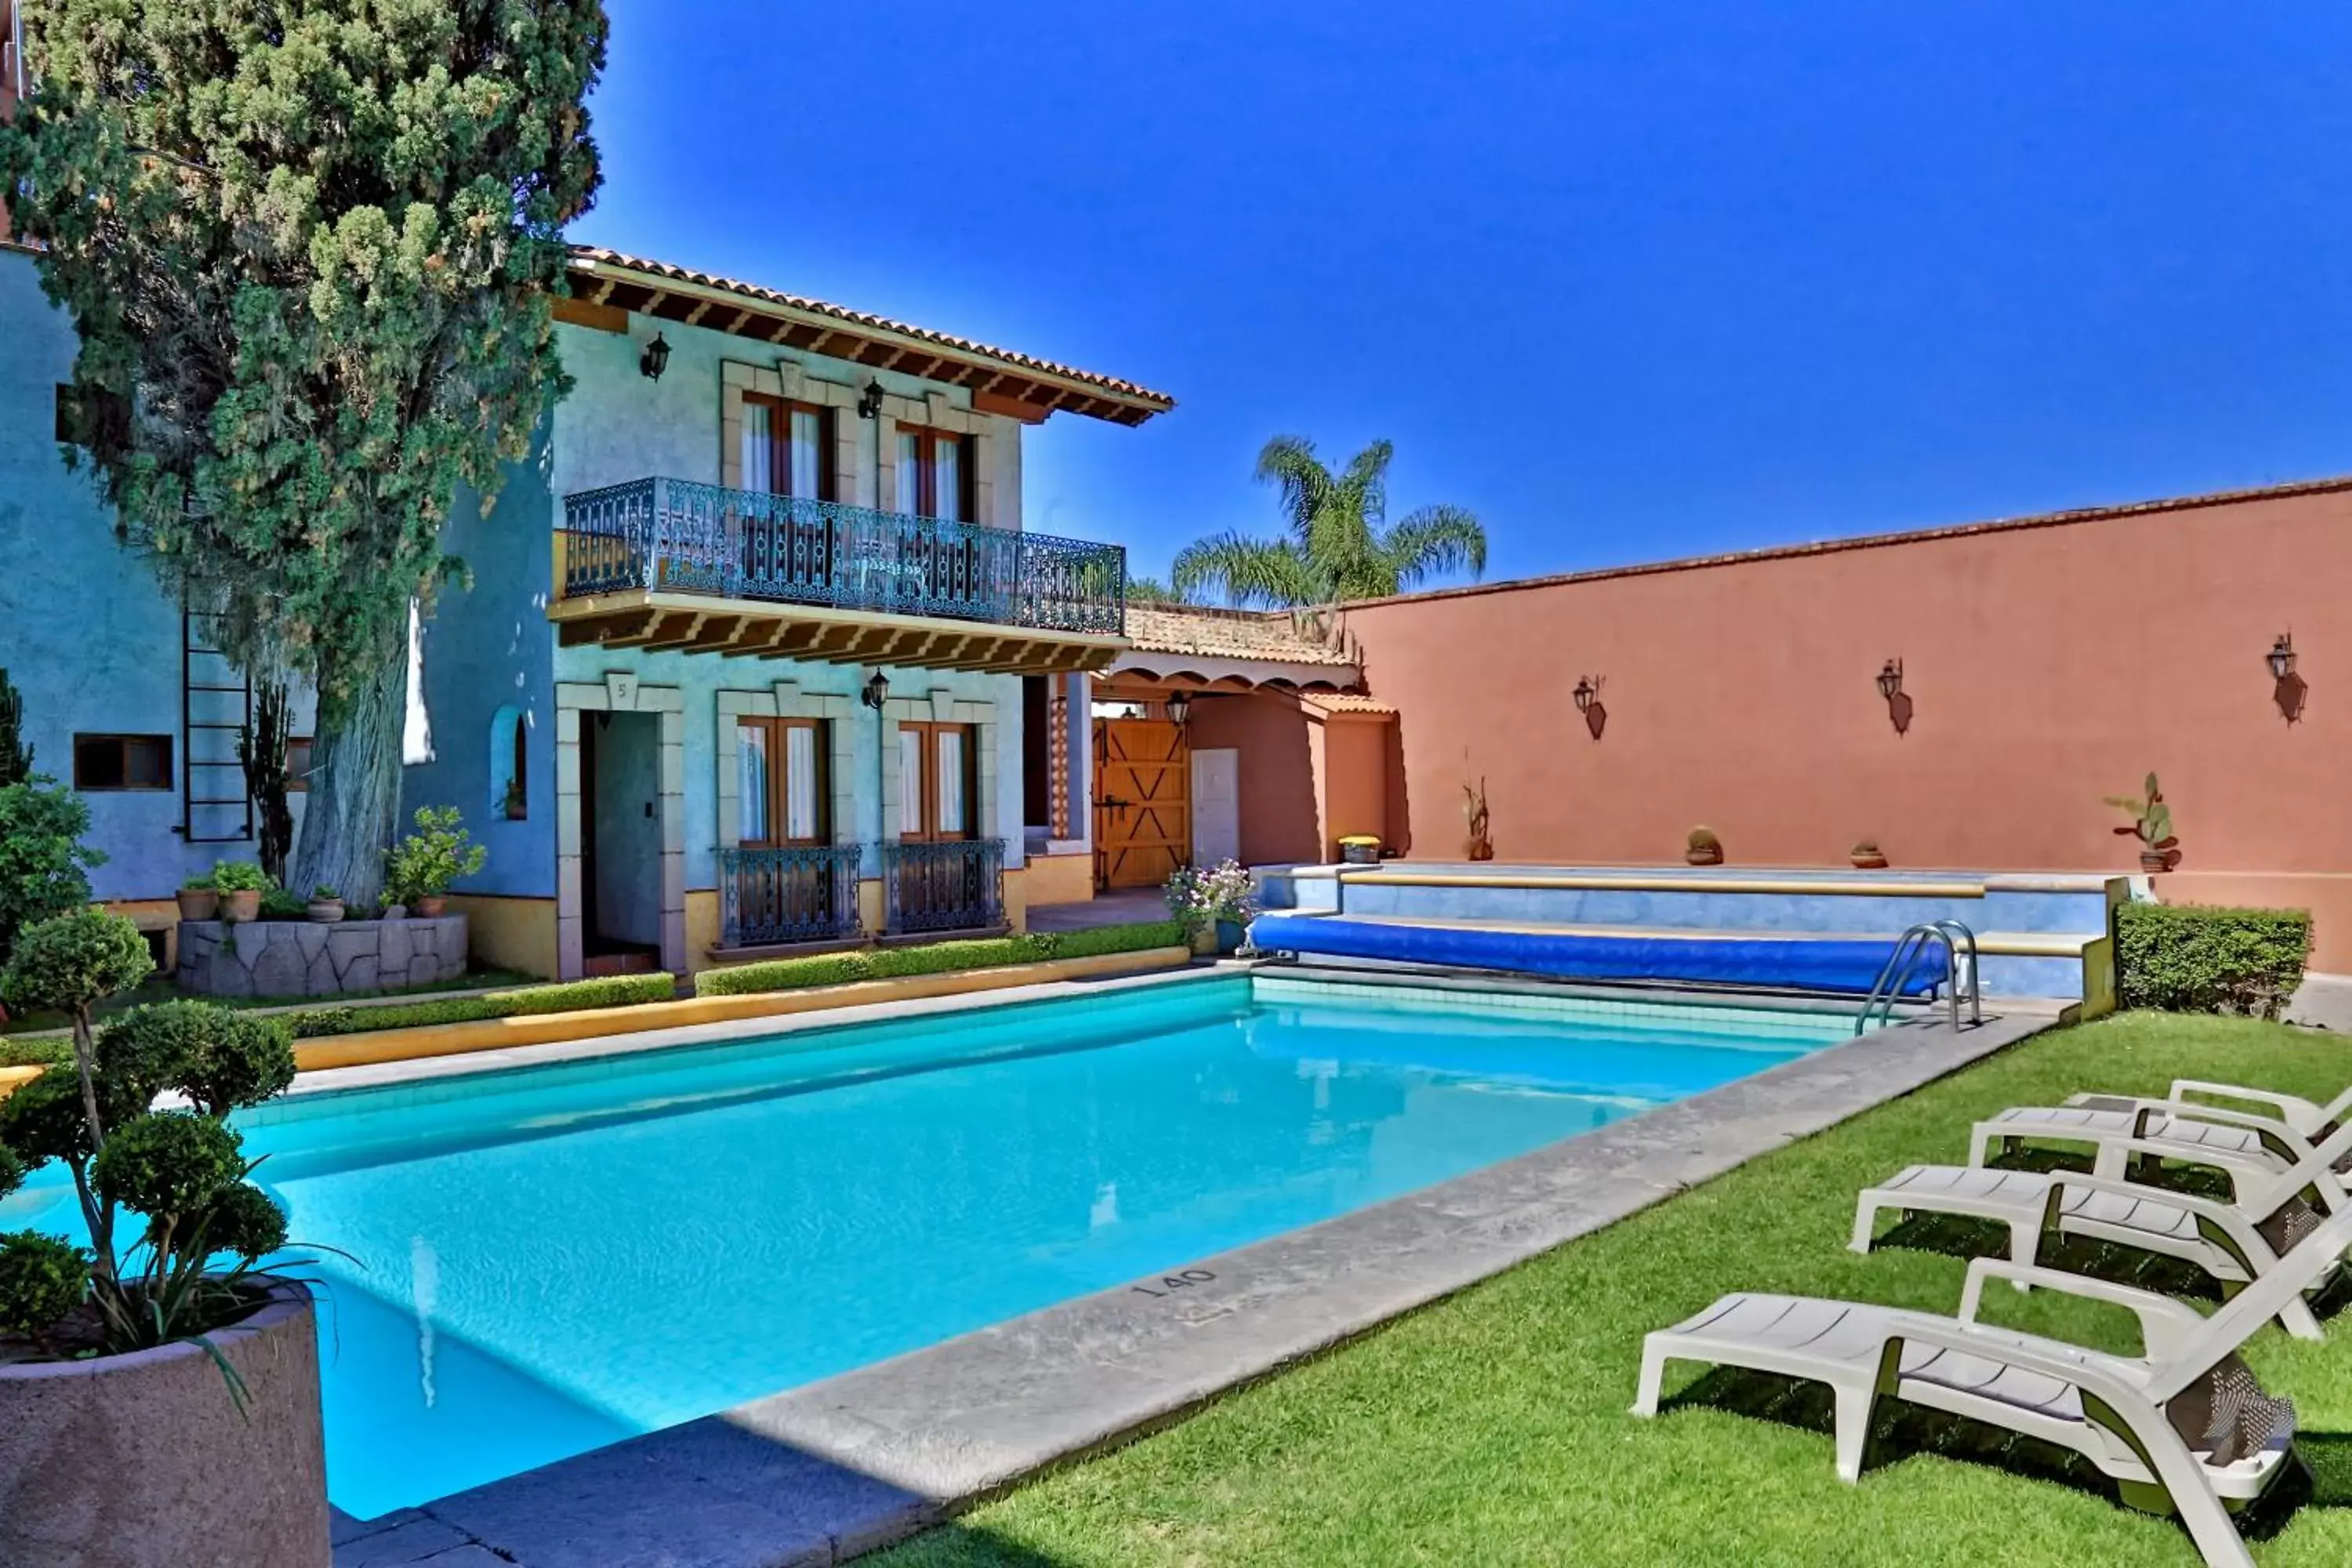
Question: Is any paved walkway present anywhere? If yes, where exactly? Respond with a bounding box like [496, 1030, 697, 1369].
[2288, 971, 2352, 1031]
[1026, 887, 1169, 932]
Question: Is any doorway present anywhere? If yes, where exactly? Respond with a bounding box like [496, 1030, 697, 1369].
[1190, 747, 1240, 868]
[581, 710, 662, 971]
[1092, 717, 1189, 888]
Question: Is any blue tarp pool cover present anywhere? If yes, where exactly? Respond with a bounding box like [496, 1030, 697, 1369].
[1247, 914, 1936, 996]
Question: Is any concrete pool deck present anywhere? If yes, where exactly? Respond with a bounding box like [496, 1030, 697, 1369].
[328, 974, 2064, 1568]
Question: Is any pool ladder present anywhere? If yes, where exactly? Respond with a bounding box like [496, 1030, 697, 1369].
[1856, 920, 1982, 1036]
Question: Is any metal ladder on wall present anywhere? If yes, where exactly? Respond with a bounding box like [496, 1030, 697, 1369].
[180, 604, 254, 845]
[1855, 920, 1982, 1035]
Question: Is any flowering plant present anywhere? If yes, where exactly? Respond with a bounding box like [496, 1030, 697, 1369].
[1165, 859, 1256, 933]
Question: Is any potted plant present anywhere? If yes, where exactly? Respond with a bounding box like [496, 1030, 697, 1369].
[383, 804, 488, 919]
[1166, 860, 1257, 956]
[1686, 826, 1724, 866]
[2107, 771, 2181, 873]
[307, 885, 345, 924]
[1462, 777, 1494, 862]
[503, 773, 528, 821]
[175, 871, 219, 923]
[0, 912, 325, 1566]
[1849, 838, 1889, 870]
[209, 859, 270, 923]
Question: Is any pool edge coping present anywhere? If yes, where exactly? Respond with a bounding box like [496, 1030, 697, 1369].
[332, 991, 2061, 1568]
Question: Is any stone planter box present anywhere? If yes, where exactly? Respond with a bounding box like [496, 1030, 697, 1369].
[177, 914, 468, 997]
[0, 1277, 328, 1568]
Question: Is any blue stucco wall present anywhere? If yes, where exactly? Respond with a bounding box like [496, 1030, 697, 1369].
[401, 431, 558, 899]
[0, 248, 314, 899]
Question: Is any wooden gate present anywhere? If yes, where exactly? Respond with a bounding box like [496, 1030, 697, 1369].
[1093, 717, 1190, 888]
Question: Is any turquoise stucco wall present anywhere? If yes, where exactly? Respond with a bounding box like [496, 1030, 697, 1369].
[0, 247, 314, 900]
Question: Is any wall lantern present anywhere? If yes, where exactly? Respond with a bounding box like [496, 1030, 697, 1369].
[1572, 675, 1606, 740]
[860, 669, 891, 710]
[1164, 690, 1192, 727]
[638, 332, 670, 383]
[1876, 658, 1912, 736]
[857, 377, 887, 419]
[2269, 632, 2307, 724]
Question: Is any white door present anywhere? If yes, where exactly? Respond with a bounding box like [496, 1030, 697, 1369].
[1190, 747, 1240, 867]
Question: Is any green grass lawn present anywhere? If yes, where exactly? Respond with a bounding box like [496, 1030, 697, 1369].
[879, 1011, 2352, 1566]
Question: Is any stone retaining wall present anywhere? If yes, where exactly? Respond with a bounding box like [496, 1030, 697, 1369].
[176, 916, 468, 997]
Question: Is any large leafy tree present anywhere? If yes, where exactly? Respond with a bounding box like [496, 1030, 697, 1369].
[1171, 436, 1486, 607]
[0, 0, 606, 902]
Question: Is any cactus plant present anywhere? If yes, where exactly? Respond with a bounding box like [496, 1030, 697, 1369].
[2104, 772, 2180, 872]
[1462, 777, 1494, 862]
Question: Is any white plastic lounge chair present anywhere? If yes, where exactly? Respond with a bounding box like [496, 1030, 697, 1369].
[1853, 1120, 2350, 1340]
[1967, 1102, 2350, 1209]
[2068, 1077, 2352, 1142]
[1633, 1211, 2352, 1568]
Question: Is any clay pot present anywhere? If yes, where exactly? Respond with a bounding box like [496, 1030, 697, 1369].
[176, 887, 220, 922]
[2140, 849, 2172, 875]
[412, 895, 448, 918]
[220, 889, 263, 923]
[1685, 846, 1722, 866]
[307, 899, 345, 924]
[1850, 850, 1889, 870]
[0, 1277, 328, 1568]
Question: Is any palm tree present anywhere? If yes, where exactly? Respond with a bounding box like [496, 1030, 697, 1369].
[1171, 437, 1486, 607]
[1123, 575, 1195, 606]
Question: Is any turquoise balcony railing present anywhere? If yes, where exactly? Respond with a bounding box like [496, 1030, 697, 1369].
[561, 477, 1124, 636]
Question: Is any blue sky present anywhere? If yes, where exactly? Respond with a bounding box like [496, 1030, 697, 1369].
[575, 2, 2352, 592]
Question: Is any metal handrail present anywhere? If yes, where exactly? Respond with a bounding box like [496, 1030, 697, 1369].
[1855, 920, 1981, 1035]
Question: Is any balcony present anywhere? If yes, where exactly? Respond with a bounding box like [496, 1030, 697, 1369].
[717, 844, 865, 949]
[883, 839, 1007, 936]
[554, 478, 1127, 674]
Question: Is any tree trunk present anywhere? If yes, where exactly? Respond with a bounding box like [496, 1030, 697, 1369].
[289, 636, 407, 909]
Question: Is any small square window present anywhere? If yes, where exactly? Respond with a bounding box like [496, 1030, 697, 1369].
[74, 734, 174, 792]
[285, 736, 314, 793]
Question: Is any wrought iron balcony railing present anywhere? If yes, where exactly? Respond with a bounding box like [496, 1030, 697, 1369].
[561, 477, 1125, 636]
[883, 838, 1007, 935]
[717, 844, 866, 949]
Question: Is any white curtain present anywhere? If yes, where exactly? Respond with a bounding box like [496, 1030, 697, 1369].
[737, 722, 771, 843]
[788, 408, 822, 499]
[786, 724, 818, 840]
[899, 728, 924, 834]
[935, 729, 966, 833]
[742, 401, 775, 494]
[895, 430, 921, 515]
[933, 437, 962, 522]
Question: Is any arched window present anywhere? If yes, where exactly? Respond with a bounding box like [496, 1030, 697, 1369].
[489, 706, 527, 820]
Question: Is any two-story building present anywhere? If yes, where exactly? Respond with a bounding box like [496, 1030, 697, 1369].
[0, 225, 1171, 979]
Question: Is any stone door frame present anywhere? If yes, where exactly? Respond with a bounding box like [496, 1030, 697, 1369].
[556, 673, 685, 979]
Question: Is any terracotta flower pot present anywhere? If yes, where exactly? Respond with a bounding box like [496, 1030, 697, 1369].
[176, 887, 220, 922]
[1686, 847, 1722, 866]
[2140, 849, 2172, 874]
[412, 895, 448, 919]
[220, 889, 263, 923]
[0, 1277, 328, 1568]
[1850, 851, 1888, 870]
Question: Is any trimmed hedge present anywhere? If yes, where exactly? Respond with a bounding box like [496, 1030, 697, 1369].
[2114, 902, 2311, 1020]
[290, 972, 677, 1039]
[696, 919, 1189, 999]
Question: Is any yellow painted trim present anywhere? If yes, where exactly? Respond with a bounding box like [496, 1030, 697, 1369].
[292, 947, 1191, 1074]
[0, 1064, 45, 1103]
[1333, 871, 1989, 899]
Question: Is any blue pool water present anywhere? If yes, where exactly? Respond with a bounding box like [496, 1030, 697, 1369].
[3, 975, 1848, 1517]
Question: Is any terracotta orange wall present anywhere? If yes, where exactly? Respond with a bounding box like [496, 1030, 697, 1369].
[1321, 717, 1394, 859]
[1188, 691, 1324, 866]
[1338, 485, 2352, 967]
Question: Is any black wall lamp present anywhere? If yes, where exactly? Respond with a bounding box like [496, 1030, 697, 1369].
[857, 377, 887, 419]
[638, 332, 670, 383]
[860, 669, 891, 710]
[1572, 675, 1606, 739]
[1876, 658, 1913, 735]
[1164, 690, 1192, 727]
[2270, 632, 2307, 724]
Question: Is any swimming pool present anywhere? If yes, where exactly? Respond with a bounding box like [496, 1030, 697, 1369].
[3, 972, 1852, 1517]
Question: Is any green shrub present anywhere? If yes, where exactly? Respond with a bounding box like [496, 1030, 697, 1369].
[1, 1036, 73, 1070]
[2114, 902, 2311, 1019]
[0, 778, 105, 964]
[0, 1232, 88, 1337]
[288, 972, 678, 1039]
[207, 860, 270, 894]
[695, 920, 1189, 997]
[204, 1181, 289, 1259]
[383, 805, 487, 904]
[1, 909, 154, 1022]
[92, 1112, 243, 1217]
[1053, 920, 1189, 960]
[257, 887, 308, 920]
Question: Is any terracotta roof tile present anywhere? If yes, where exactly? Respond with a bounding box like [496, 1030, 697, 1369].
[1123, 606, 1358, 666]
[1301, 693, 1397, 715]
[567, 246, 1173, 412]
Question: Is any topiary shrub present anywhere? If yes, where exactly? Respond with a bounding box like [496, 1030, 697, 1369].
[0, 777, 107, 967]
[285, 971, 678, 1039]
[695, 921, 1189, 997]
[2114, 902, 2312, 1019]
[0, 921, 296, 1357]
[1051, 920, 1189, 960]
